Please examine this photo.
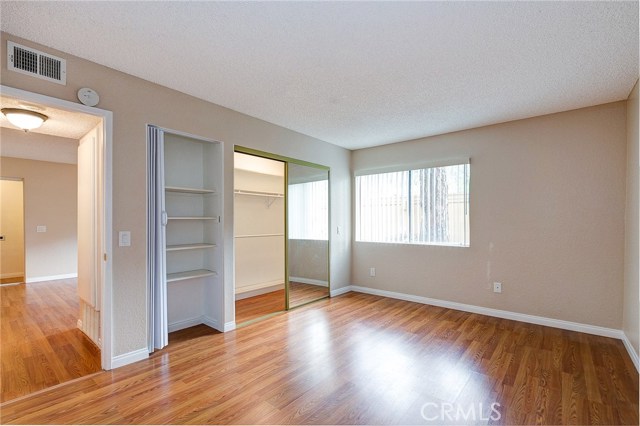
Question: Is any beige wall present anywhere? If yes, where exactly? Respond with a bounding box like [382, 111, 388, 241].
[0, 32, 352, 356]
[289, 239, 328, 282]
[0, 157, 77, 280]
[0, 127, 78, 164]
[623, 80, 639, 356]
[0, 179, 24, 279]
[352, 102, 627, 329]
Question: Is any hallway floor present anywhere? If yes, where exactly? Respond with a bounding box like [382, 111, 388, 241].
[0, 279, 101, 402]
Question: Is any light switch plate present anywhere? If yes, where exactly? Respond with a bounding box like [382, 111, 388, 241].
[36, 225, 47, 233]
[119, 231, 131, 247]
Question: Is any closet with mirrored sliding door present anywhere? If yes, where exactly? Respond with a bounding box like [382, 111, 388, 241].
[233, 147, 330, 327]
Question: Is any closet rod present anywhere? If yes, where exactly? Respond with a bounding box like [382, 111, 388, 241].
[234, 189, 284, 198]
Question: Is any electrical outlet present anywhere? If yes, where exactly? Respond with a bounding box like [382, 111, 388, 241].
[369, 267, 376, 277]
[493, 282, 502, 293]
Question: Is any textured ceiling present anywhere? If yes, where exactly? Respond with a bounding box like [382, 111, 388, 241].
[1, 1, 637, 150]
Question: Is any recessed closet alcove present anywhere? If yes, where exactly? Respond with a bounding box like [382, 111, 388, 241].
[234, 148, 330, 325]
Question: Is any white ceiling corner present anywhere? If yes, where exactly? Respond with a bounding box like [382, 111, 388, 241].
[1, 1, 637, 150]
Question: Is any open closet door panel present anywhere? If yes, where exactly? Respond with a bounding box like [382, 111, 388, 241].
[147, 126, 168, 351]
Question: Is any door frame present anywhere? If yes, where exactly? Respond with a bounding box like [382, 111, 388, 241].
[1, 85, 114, 370]
[233, 146, 331, 312]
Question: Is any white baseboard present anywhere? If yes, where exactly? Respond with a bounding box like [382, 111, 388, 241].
[330, 285, 353, 297]
[348, 286, 624, 340]
[168, 317, 204, 333]
[235, 283, 284, 300]
[621, 332, 640, 372]
[111, 347, 149, 369]
[290, 277, 328, 287]
[169, 315, 233, 333]
[27, 273, 77, 283]
[236, 280, 283, 294]
[203, 315, 221, 332]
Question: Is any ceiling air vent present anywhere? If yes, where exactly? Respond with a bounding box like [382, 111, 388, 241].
[7, 41, 66, 85]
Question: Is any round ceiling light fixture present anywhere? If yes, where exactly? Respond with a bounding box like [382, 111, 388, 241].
[1, 108, 48, 132]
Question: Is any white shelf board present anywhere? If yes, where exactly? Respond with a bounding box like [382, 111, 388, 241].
[167, 269, 217, 283]
[165, 186, 216, 194]
[166, 243, 216, 252]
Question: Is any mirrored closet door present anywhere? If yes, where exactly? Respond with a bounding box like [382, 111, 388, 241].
[286, 163, 330, 308]
[233, 148, 330, 325]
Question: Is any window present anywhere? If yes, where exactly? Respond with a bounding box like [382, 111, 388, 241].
[356, 163, 469, 246]
[288, 180, 329, 240]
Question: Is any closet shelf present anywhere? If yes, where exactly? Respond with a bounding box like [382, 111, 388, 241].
[166, 243, 216, 252]
[165, 186, 216, 194]
[234, 189, 284, 198]
[167, 269, 217, 283]
[167, 216, 217, 220]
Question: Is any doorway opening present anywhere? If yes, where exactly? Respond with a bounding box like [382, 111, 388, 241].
[234, 152, 286, 324]
[233, 147, 330, 327]
[0, 178, 24, 285]
[0, 86, 112, 402]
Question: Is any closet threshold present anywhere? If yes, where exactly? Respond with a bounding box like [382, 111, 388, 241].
[167, 269, 217, 282]
[166, 243, 216, 251]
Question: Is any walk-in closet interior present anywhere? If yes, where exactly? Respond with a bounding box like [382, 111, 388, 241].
[234, 150, 330, 325]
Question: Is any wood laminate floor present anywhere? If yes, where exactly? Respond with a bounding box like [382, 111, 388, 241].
[289, 281, 329, 307]
[0, 279, 102, 403]
[235, 283, 328, 325]
[1, 292, 638, 424]
[235, 289, 286, 324]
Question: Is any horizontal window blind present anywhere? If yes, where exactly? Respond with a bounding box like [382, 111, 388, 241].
[288, 180, 329, 240]
[356, 163, 469, 246]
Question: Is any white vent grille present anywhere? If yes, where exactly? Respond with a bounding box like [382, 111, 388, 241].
[7, 41, 66, 85]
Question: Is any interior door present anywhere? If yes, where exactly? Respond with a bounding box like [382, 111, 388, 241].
[286, 163, 330, 308]
[0, 178, 25, 284]
[78, 127, 98, 306]
[77, 124, 104, 346]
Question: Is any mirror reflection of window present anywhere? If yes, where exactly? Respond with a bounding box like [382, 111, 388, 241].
[288, 180, 328, 240]
[287, 163, 330, 308]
